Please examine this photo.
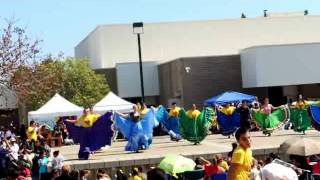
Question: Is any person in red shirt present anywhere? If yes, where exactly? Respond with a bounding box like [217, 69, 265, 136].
[199, 156, 225, 180]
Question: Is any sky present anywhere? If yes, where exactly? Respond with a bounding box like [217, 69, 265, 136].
[1, 0, 320, 57]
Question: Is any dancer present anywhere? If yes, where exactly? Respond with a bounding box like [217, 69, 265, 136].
[114, 105, 158, 152]
[179, 106, 214, 144]
[289, 95, 311, 134]
[252, 98, 288, 136]
[155, 104, 181, 141]
[237, 101, 250, 130]
[65, 108, 114, 159]
[309, 105, 320, 131]
[216, 104, 240, 137]
[187, 104, 201, 119]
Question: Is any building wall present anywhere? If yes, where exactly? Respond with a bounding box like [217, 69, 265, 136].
[159, 55, 268, 108]
[75, 15, 320, 69]
[75, 27, 104, 68]
[116, 62, 160, 98]
[95, 68, 118, 94]
[241, 43, 320, 88]
[158, 59, 184, 107]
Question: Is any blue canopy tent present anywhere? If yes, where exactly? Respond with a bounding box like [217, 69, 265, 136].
[204, 91, 257, 105]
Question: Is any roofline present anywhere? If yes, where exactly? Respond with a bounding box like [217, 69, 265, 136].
[240, 41, 320, 52]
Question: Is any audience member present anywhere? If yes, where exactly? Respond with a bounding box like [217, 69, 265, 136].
[80, 169, 90, 180]
[138, 166, 147, 180]
[228, 128, 252, 180]
[115, 169, 128, 180]
[251, 159, 261, 180]
[200, 156, 225, 180]
[216, 154, 229, 171]
[52, 150, 64, 174]
[56, 165, 73, 180]
[38, 151, 49, 180]
[147, 168, 166, 180]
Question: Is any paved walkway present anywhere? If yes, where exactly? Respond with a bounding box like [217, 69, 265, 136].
[54, 130, 320, 169]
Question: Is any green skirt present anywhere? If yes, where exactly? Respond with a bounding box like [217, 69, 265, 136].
[289, 108, 311, 132]
[178, 107, 213, 144]
[252, 108, 288, 134]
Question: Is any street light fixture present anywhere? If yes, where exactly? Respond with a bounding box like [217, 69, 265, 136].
[132, 22, 145, 102]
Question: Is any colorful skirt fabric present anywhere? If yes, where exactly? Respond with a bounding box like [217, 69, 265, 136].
[114, 109, 157, 152]
[289, 108, 312, 132]
[178, 107, 214, 144]
[216, 111, 240, 136]
[252, 108, 288, 135]
[309, 105, 320, 131]
[65, 112, 114, 155]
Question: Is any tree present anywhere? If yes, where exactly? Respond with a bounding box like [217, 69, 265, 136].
[11, 58, 65, 109]
[60, 58, 109, 108]
[11, 58, 109, 110]
[0, 19, 41, 94]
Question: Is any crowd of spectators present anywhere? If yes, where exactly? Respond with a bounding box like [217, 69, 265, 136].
[0, 120, 69, 180]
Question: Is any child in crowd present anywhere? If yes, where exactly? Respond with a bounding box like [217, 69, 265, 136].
[52, 150, 64, 175]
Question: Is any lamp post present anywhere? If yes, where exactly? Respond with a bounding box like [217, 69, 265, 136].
[133, 22, 145, 102]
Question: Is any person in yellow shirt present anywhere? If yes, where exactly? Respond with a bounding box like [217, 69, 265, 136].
[187, 104, 201, 119]
[295, 94, 308, 109]
[219, 104, 236, 115]
[27, 120, 38, 142]
[216, 154, 229, 171]
[67, 108, 100, 128]
[140, 103, 149, 118]
[169, 102, 181, 117]
[228, 128, 252, 180]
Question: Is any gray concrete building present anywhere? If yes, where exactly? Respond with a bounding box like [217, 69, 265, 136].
[75, 12, 320, 107]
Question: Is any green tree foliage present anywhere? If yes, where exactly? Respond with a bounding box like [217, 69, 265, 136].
[12, 58, 109, 109]
[60, 58, 109, 108]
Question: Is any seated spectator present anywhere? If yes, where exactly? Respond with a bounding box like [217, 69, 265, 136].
[147, 168, 166, 180]
[138, 166, 147, 180]
[97, 169, 111, 180]
[216, 154, 229, 171]
[251, 159, 261, 180]
[290, 155, 312, 180]
[194, 157, 204, 170]
[56, 165, 73, 180]
[5, 137, 19, 160]
[115, 169, 128, 180]
[131, 167, 142, 180]
[17, 159, 32, 180]
[19, 143, 32, 164]
[70, 169, 80, 179]
[199, 156, 225, 180]
[52, 150, 64, 174]
[80, 169, 90, 180]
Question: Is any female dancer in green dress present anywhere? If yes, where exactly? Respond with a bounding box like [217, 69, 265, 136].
[289, 95, 311, 134]
[252, 98, 288, 136]
[178, 106, 214, 144]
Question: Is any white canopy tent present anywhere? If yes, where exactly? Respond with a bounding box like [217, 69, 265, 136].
[93, 91, 134, 113]
[28, 93, 83, 128]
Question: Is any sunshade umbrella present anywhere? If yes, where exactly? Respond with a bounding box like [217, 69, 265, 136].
[159, 155, 196, 177]
[279, 137, 320, 156]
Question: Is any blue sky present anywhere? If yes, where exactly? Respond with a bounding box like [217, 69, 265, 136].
[1, 0, 319, 57]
